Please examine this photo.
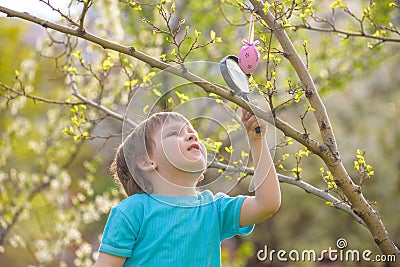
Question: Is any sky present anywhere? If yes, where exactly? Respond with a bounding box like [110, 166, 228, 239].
[0, 0, 80, 20]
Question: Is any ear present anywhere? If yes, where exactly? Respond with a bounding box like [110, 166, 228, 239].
[136, 156, 157, 172]
[198, 174, 205, 182]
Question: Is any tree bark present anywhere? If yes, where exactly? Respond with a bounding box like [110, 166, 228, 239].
[249, 0, 399, 262]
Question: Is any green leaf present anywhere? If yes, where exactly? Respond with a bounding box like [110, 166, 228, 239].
[67, 67, 77, 74]
[124, 80, 138, 87]
[210, 30, 216, 40]
[325, 201, 334, 207]
[286, 137, 293, 145]
[354, 160, 360, 171]
[201, 138, 222, 153]
[263, 2, 271, 14]
[291, 167, 302, 174]
[62, 127, 69, 135]
[152, 89, 162, 97]
[143, 72, 156, 83]
[224, 146, 233, 153]
[330, 0, 347, 10]
[294, 91, 304, 103]
[143, 105, 149, 114]
[175, 91, 189, 103]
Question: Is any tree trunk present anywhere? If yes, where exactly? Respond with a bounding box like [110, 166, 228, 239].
[249, 0, 400, 263]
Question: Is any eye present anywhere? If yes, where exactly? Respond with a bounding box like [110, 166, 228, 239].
[167, 131, 178, 137]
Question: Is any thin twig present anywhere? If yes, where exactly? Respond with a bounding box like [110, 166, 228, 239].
[293, 24, 400, 43]
[79, 0, 92, 32]
[0, 82, 83, 106]
[209, 160, 366, 227]
[39, 0, 79, 27]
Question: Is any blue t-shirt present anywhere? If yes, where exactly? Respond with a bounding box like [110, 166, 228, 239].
[99, 190, 254, 266]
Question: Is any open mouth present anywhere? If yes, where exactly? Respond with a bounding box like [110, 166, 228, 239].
[188, 143, 201, 151]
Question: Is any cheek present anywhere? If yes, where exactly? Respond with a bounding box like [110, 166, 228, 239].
[162, 140, 184, 159]
[200, 144, 207, 162]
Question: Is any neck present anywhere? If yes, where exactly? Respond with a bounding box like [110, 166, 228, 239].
[149, 170, 200, 196]
[153, 184, 198, 196]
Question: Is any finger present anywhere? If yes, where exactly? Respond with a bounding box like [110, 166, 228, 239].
[241, 109, 251, 123]
[242, 115, 256, 129]
[249, 120, 261, 130]
[241, 107, 250, 119]
[246, 116, 259, 128]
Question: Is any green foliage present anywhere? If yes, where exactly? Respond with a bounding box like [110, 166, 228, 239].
[62, 104, 90, 141]
[222, 241, 254, 267]
[0, 20, 31, 85]
[201, 137, 223, 153]
[354, 149, 375, 187]
[1, 0, 400, 265]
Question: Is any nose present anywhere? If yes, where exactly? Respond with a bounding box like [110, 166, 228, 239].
[186, 132, 198, 142]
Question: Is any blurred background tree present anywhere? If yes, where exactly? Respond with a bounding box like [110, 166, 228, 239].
[0, 0, 399, 266]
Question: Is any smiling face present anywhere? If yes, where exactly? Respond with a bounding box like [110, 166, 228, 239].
[149, 115, 207, 178]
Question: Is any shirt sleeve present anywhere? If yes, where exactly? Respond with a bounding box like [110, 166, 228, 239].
[216, 193, 254, 240]
[99, 205, 141, 258]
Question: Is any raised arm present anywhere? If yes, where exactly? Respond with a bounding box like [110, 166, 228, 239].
[239, 104, 281, 227]
[94, 252, 126, 267]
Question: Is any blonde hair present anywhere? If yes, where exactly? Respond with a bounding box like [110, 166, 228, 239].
[110, 112, 188, 196]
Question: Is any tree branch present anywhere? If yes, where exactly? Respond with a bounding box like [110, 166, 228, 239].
[249, 0, 400, 260]
[38, 0, 79, 27]
[0, 82, 83, 106]
[250, 1, 339, 162]
[293, 24, 400, 43]
[0, 5, 326, 156]
[62, 36, 137, 127]
[78, 0, 92, 32]
[209, 160, 366, 227]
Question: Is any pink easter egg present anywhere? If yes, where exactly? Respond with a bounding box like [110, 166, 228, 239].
[238, 40, 260, 74]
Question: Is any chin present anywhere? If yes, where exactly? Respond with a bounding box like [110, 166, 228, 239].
[181, 159, 207, 174]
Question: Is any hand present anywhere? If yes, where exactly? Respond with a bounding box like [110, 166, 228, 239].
[241, 100, 267, 138]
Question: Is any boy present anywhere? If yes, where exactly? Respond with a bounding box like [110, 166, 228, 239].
[95, 107, 281, 267]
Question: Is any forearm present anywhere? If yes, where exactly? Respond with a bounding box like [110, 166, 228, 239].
[249, 134, 281, 212]
[239, 105, 281, 226]
[95, 252, 125, 267]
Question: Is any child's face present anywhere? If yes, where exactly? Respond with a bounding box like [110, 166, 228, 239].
[150, 117, 207, 175]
